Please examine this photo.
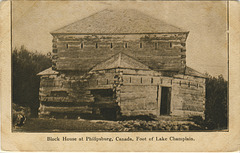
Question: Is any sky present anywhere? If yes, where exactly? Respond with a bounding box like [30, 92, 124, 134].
[12, 1, 228, 79]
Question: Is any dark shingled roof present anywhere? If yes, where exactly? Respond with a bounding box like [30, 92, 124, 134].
[51, 9, 186, 34]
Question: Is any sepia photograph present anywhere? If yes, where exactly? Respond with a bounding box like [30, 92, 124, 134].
[11, 1, 229, 133]
[2, 0, 240, 152]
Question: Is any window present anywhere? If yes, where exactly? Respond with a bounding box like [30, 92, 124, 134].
[66, 44, 69, 49]
[96, 43, 98, 48]
[80, 43, 84, 49]
[124, 43, 128, 48]
[151, 78, 153, 84]
[52, 49, 58, 53]
[170, 42, 172, 48]
[140, 77, 142, 83]
[181, 55, 186, 58]
[140, 42, 143, 48]
[129, 77, 131, 83]
[181, 48, 186, 52]
[154, 42, 158, 50]
[50, 91, 68, 97]
[110, 43, 113, 48]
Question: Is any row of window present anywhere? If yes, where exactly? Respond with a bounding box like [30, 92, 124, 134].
[129, 77, 165, 84]
[52, 48, 186, 54]
[64, 42, 179, 49]
[94, 77, 199, 88]
[66, 42, 135, 49]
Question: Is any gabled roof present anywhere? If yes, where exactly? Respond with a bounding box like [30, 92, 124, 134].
[184, 66, 207, 78]
[37, 67, 59, 76]
[51, 9, 186, 34]
[90, 52, 150, 71]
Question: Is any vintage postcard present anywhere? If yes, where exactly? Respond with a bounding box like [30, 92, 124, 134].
[1, 0, 240, 152]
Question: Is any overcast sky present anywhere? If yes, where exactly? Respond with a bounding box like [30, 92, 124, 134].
[12, 1, 228, 78]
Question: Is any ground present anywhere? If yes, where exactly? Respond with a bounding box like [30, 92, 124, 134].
[12, 116, 211, 132]
[13, 118, 122, 132]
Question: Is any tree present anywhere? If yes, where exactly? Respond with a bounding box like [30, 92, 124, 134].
[205, 74, 228, 130]
[12, 46, 52, 117]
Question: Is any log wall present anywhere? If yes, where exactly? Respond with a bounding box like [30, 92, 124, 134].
[51, 33, 187, 72]
[118, 70, 205, 118]
[171, 76, 205, 117]
[38, 70, 119, 117]
[38, 68, 205, 118]
[38, 73, 95, 117]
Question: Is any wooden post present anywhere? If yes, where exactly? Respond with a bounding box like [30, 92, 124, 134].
[157, 85, 162, 116]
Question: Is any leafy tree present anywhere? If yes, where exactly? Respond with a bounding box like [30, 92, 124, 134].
[205, 74, 228, 130]
[12, 46, 52, 117]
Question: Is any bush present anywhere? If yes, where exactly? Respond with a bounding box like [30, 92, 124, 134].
[12, 103, 31, 127]
[12, 46, 52, 117]
[205, 74, 228, 130]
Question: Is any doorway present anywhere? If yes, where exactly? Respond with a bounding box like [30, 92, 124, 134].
[160, 87, 171, 115]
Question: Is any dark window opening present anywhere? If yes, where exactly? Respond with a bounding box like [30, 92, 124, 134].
[106, 79, 108, 84]
[140, 77, 142, 83]
[91, 89, 113, 97]
[140, 42, 143, 48]
[181, 48, 186, 52]
[96, 43, 98, 48]
[129, 77, 131, 83]
[179, 81, 181, 86]
[52, 49, 58, 53]
[97, 80, 98, 85]
[110, 43, 113, 48]
[171, 80, 172, 85]
[181, 55, 186, 58]
[90, 89, 118, 120]
[170, 42, 172, 48]
[81, 43, 84, 48]
[50, 91, 68, 97]
[124, 43, 128, 48]
[188, 82, 191, 87]
[154, 42, 158, 50]
[66, 44, 69, 49]
[90, 89, 114, 103]
[151, 78, 153, 84]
